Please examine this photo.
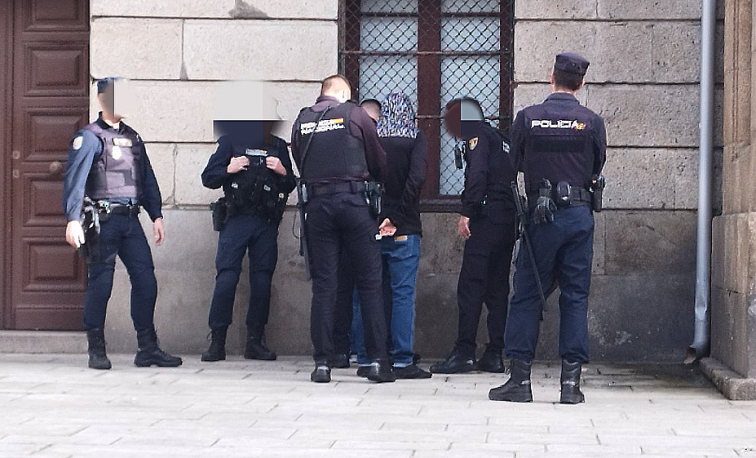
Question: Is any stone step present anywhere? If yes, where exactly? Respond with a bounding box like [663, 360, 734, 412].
[0, 330, 85, 354]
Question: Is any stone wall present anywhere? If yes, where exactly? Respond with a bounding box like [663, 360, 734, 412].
[710, 0, 756, 380]
[91, 0, 722, 363]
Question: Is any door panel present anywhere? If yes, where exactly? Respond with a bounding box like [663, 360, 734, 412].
[8, 0, 89, 330]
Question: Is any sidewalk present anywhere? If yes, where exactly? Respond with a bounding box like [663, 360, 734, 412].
[0, 354, 754, 458]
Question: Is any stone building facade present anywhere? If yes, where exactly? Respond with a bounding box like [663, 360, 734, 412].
[0, 0, 725, 364]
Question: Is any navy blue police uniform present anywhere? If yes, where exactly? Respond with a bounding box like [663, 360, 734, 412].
[291, 95, 395, 383]
[200, 130, 295, 361]
[63, 84, 182, 370]
[430, 120, 518, 374]
[490, 52, 607, 404]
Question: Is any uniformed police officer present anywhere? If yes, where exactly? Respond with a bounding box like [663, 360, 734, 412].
[430, 98, 518, 375]
[291, 74, 395, 383]
[63, 77, 182, 370]
[489, 52, 607, 404]
[199, 114, 295, 362]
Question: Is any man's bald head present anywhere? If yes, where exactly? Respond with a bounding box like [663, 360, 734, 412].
[321, 74, 352, 103]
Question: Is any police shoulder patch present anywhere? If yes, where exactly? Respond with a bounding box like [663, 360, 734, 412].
[72, 136, 84, 150]
[468, 137, 478, 151]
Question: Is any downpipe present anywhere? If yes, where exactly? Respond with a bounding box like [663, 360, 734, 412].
[685, 0, 716, 364]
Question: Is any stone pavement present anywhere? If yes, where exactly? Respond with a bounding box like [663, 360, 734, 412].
[0, 354, 755, 458]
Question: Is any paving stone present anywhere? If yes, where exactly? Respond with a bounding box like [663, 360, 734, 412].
[0, 355, 755, 458]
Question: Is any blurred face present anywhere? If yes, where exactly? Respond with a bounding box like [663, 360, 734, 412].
[97, 79, 135, 121]
[443, 101, 462, 138]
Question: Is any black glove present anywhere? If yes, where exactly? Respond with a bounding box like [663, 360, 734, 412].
[533, 195, 556, 224]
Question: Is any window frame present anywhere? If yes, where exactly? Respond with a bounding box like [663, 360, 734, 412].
[339, 0, 515, 212]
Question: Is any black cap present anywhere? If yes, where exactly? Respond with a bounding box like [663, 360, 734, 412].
[96, 77, 119, 93]
[554, 52, 589, 76]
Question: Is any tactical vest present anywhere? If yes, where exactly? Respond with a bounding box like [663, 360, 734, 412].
[521, 104, 595, 194]
[83, 121, 142, 200]
[223, 138, 285, 220]
[295, 101, 368, 183]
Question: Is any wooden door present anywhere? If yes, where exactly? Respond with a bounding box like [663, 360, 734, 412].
[3, 0, 90, 330]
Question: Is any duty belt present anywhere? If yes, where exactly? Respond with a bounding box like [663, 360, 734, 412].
[307, 180, 367, 198]
[96, 201, 141, 216]
[528, 187, 592, 207]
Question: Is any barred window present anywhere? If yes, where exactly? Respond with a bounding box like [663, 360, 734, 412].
[339, 0, 515, 209]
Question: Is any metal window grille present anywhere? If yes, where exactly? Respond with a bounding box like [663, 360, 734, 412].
[339, 0, 514, 209]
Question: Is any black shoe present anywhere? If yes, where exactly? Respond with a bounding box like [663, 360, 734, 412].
[311, 364, 331, 383]
[367, 359, 396, 383]
[394, 364, 432, 379]
[356, 366, 370, 378]
[489, 359, 533, 402]
[134, 327, 183, 367]
[329, 353, 351, 369]
[86, 328, 112, 370]
[244, 327, 277, 361]
[201, 327, 227, 362]
[430, 349, 475, 374]
[560, 359, 585, 404]
[477, 347, 505, 373]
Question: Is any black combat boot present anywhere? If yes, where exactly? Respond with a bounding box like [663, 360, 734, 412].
[201, 327, 227, 362]
[134, 327, 183, 367]
[560, 359, 585, 404]
[488, 359, 533, 402]
[311, 362, 331, 383]
[367, 358, 396, 383]
[86, 328, 112, 370]
[429, 348, 475, 374]
[244, 326, 277, 361]
[477, 346, 506, 373]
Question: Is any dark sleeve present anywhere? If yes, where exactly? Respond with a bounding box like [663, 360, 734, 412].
[275, 137, 296, 194]
[139, 146, 163, 221]
[592, 114, 607, 176]
[510, 110, 527, 173]
[62, 130, 100, 222]
[290, 116, 302, 170]
[460, 132, 490, 218]
[350, 105, 386, 182]
[391, 133, 426, 225]
[201, 136, 233, 190]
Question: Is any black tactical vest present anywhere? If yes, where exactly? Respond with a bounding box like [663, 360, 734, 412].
[223, 137, 286, 220]
[83, 121, 142, 200]
[295, 101, 368, 183]
[521, 104, 595, 194]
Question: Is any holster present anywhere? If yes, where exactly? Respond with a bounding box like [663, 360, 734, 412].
[590, 175, 606, 212]
[78, 198, 101, 262]
[210, 197, 229, 231]
[365, 180, 384, 218]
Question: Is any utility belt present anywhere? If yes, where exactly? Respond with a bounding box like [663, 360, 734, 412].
[528, 186, 591, 209]
[92, 199, 141, 221]
[305, 180, 367, 199]
[300, 180, 383, 217]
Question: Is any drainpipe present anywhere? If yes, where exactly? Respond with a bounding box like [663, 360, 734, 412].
[685, 0, 716, 364]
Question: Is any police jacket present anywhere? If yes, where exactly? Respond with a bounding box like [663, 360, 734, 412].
[378, 132, 426, 236]
[510, 92, 607, 195]
[291, 95, 386, 185]
[201, 134, 295, 218]
[460, 121, 517, 221]
[62, 113, 162, 222]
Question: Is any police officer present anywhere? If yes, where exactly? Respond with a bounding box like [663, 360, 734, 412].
[62, 77, 182, 370]
[199, 115, 295, 362]
[430, 98, 518, 375]
[291, 74, 394, 383]
[489, 52, 606, 404]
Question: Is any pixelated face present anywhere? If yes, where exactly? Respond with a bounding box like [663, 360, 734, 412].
[443, 100, 462, 138]
[98, 79, 136, 120]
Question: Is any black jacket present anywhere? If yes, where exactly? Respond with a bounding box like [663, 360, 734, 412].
[378, 132, 427, 236]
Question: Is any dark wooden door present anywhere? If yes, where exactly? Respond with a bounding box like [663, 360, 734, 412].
[3, 0, 90, 330]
